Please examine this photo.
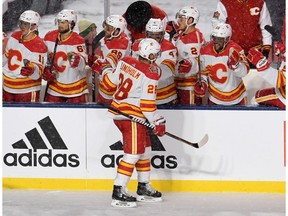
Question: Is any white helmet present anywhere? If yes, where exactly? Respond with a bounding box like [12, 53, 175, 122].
[57, 9, 77, 24]
[105, 15, 127, 35]
[138, 38, 161, 62]
[211, 23, 232, 39]
[145, 18, 164, 33]
[19, 10, 40, 27]
[177, 6, 200, 25]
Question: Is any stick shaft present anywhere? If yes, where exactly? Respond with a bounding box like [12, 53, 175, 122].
[44, 37, 59, 101]
[91, 30, 105, 102]
[108, 106, 201, 148]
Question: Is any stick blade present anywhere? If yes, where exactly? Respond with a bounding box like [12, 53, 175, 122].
[193, 134, 209, 148]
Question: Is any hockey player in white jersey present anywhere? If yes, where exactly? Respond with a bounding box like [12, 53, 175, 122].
[43, 9, 88, 103]
[101, 38, 165, 207]
[132, 18, 177, 105]
[197, 23, 250, 105]
[174, 6, 205, 105]
[90, 14, 131, 104]
[3, 10, 47, 102]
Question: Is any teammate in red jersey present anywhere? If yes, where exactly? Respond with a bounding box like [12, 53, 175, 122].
[211, 0, 272, 58]
[174, 6, 205, 105]
[101, 38, 165, 207]
[90, 14, 131, 104]
[123, 1, 168, 43]
[43, 9, 88, 103]
[132, 18, 177, 105]
[197, 23, 250, 105]
[3, 10, 47, 102]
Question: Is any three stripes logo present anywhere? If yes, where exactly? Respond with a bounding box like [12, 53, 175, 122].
[3, 116, 80, 168]
[101, 131, 178, 169]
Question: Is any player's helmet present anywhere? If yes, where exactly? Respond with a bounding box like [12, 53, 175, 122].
[19, 10, 40, 27]
[56, 9, 77, 30]
[145, 18, 164, 33]
[57, 9, 77, 24]
[105, 15, 127, 35]
[125, 1, 152, 32]
[177, 6, 200, 25]
[138, 38, 161, 62]
[211, 23, 232, 39]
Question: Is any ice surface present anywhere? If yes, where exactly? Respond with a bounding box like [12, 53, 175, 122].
[3, 190, 285, 216]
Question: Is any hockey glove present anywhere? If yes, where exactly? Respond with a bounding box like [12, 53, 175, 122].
[91, 58, 112, 75]
[20, 60, 35, 76]
[153, 117, 166, 137]
[87, 54, 97, 67]
[274, 42, 286, 63]
[227, 49, 240, 70]
[274, 42, 286, 55]
[247, 48, 270, 72]
[194, 81, 207, 98]
[166, 20, 180, 40]
[67, 52, 81, 68]
[178, 59, 192, 74]
[42, 66, 56, 82]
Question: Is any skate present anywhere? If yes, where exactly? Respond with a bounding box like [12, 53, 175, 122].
[136, 182, 162, 202]
[111, 185, 137, 208]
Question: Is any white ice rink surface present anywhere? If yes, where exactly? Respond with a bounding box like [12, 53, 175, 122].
[3, 190, 285, 216]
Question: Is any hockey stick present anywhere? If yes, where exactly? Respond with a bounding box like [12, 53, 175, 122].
[108, 106, 208, 148]
[196, 31, 203, 84]
[90, 30, 105, 102]
[44, 36, 59, 101]
[264, 25, 281, 42]
[92, 30, 105, 51]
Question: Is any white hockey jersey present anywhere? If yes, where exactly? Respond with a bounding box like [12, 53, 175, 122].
[275, 61, 286, 104]
[262, 60, 286, 105]
[3, 31, 47, 94]
[174, 29, 205, 90]
[102, 56, 162, 123]
[200, 40, 249, 105]
[44, 30, 88, 97]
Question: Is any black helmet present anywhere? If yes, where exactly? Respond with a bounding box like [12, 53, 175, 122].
[125, 1, 152, 32]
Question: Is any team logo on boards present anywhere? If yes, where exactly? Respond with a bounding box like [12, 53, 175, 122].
[101, 133, 178, 169]
[3, 116, 80, 167]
